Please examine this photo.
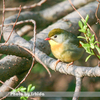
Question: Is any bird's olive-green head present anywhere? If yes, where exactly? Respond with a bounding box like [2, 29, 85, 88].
[47, 28, 81, 47]
[48, 28, 67, 43]
[48, 28, 65, 37]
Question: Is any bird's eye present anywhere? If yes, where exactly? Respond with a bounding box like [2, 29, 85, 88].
[54, 35, 57, 38]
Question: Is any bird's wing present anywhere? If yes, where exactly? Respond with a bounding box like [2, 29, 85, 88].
[64, 32, 80, 47]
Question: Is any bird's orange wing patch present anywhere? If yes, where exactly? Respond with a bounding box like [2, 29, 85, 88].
[78, 42, 82, 48]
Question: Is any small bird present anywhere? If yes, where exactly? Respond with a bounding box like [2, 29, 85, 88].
[45, 28, 84, 71]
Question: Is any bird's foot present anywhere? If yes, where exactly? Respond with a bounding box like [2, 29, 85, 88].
[66, 61, 74, 69]
[54, 59, 60, 71]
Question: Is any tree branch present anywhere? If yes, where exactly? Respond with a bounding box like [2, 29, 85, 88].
[1, 0, 100, 82]
[0, 1, 100, 95]
[0, 44, 99, 78]
[0, 0, 95, 28]
[34, 48, 100, 77]
[0, 55, 31, 82]
[0, 43, 32, 59]
[72, 77, 82, 100]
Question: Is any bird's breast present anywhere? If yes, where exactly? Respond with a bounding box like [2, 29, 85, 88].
[49, 40, 84, 62]
[49, 40, 64, 58]
[49, 40, 63, 51]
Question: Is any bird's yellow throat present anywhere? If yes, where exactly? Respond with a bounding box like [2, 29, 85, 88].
[49, 40, 63, 52]
[49, 40, 59, 46]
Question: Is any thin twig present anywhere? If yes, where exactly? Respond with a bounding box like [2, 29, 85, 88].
[0, 0, 5, 41]
[0, 20, 36, 27]
[95, 0, 100, 24]
[93, 49, 100, 60]
[31, 20, 36, 54]
[15, 57, 35, 89]
[95, 0, 100, 55]
[72, 77, 82, 100]
[5, 5, 22, 43]
[0, 0, 46, 11]
[17, 25, 33, 36]
[68, 0, 99, 47]
[6, 19, 51, 85]
[14, 20, 37, 88]
[15, 45, 51, 89]
[96, 0, 100, 3]
[18, 46, 52, 78]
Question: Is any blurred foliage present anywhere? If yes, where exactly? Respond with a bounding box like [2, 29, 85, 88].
[12, 84, 35, 100]
[22, 35, 32, 41]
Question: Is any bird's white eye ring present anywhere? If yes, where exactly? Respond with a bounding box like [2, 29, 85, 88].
[54, 35, 57, 38]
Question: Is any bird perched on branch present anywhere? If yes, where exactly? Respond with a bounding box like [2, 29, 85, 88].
[45, 28, 84, 71]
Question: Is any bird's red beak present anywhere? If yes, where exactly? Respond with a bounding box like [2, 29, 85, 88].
[45, 37, 51, 41]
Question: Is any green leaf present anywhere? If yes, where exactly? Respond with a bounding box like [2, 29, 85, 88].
[86, 49, 94, 55]
[12, 89, 17, 92]
[29, 86, 35, 92]
[27, 84, 32, 92]
[84, 47, 94, 55]
[81, 19, 86, 25]
[20, 96, 28, 100]
[77, 36, 86, 39]
[81, 15, 89, 25]
[20, 88, 26, 92]
[79, 25, 87, 33]
[27, 84, 35, 92]
[90, 34, 95, 43]
[82, 43, 90, 48]
[79, 29, 86, 33]
[87, 28, 91, 37]
[91, 49, 95, 55]
[95, 45, 100, 54]
[20, 96, 24, 100]
[78, 21, 83, 28]
[85, 55, 92, 62]
[97, 55, 100, 59]
[85, 15, 89, 23]
[80, 42, 94, 55]
[85, 48, 91, 54]
[83, 25, 87, 31]
[90, 43, 95, 49]
[79, 41, 84, 45]
[19, 86, 24, 89]
[94, 41, 100, 44]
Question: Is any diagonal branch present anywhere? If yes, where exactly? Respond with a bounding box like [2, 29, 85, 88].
[1, 43, 100, 78]
[34, 48, 100, 77]
[0, 0, 96, 28]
